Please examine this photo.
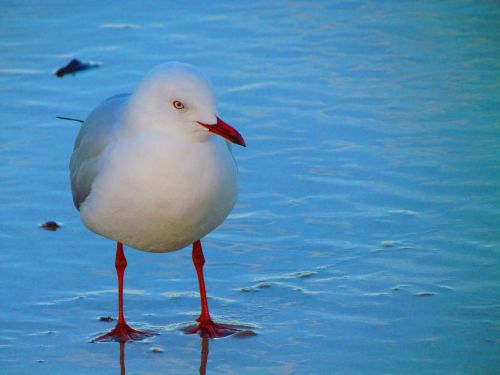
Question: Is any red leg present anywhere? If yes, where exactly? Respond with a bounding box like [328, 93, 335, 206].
[193, 240, 210, 323]
[185, 240, 238, 338]
[93, 242, 153, 343]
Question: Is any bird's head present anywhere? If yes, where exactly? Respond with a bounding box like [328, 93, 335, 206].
[124, 62, 245, 147]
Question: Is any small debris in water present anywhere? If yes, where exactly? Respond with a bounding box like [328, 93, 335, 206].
[55, 58, 100, 78]
[240, 282, 272, 292]
[381, 240, 398, 248]
[294, 271, 317, 279]
[233, 330, 257, 338]
[256, 282, 271, 289]
[149, 347, 164, 353]
[36, 359, 45, 363]
[391, 284, 409, 292]
[415, 291, 435, 297]
[40, 221, 61, 231]
[98, 316, 114, 322]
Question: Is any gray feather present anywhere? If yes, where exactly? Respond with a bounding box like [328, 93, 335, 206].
[69, 94, 130, 209]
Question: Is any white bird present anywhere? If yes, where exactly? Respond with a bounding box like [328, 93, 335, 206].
[69, 62, 246, 341]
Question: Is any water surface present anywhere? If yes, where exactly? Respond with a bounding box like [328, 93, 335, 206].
[1, 1, 499, 374]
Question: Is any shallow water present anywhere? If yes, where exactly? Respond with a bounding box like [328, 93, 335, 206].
[1, 1, 499, 374]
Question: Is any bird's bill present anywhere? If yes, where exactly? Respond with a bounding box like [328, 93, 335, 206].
[197, 117, 246, 147]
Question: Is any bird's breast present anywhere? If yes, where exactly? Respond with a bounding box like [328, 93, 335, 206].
[80, 133, 237, 252]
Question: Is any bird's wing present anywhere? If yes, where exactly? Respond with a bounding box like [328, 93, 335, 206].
[69, 93, 130, 209]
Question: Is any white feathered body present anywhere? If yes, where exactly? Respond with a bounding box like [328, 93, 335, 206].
[70, 93, 237, 253]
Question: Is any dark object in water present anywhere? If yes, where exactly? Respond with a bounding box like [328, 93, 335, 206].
[149, 347, 164, 353]
[55, 58, 100, 78]
[415, 291, 435, 297]
[232, 330, 257, 338]
[99, 316, 114, 322]
[40, 221, 61, 231]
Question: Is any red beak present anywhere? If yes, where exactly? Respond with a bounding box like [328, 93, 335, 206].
[197, 117, 246, 147]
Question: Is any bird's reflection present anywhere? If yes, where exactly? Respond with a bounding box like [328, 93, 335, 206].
[116, 338, 210, 375]
[119, 342, 125, 375]
[199, 338, 209, 375]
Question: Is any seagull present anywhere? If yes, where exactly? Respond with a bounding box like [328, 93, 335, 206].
[69, 62, 246, 341]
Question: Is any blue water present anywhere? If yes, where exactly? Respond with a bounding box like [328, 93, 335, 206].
[1, 1, 499, 374]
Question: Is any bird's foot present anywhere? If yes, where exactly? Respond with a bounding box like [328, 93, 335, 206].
[184, 317, 239, 339]
[92, 322, 154, 343]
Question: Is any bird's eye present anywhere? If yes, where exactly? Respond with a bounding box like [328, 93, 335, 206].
[172, 100, 185, 110]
